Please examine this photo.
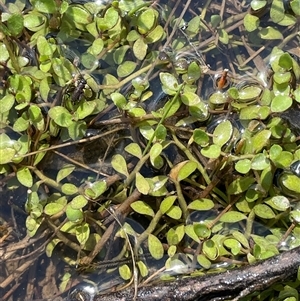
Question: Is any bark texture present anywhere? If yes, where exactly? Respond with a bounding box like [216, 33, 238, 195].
[88, 246, 300, 301]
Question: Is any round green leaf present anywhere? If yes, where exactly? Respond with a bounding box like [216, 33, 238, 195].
[44, 203, 65, 216]
[203, 239, 219, 260]
[148, 234, 164, 260]
[228, 176, 255, 194]
[193, 129, 209, 147]
[65, 5, 92, 24]
[271, 95, 293, 112]
[137, 8, 156, 34]
[131, 200, 154, 217]
[76, 223, 90, 246]
[61, 183, 78, 195]
[119, 264, 132, 280]
[201, 144, 221, 159]
[254, 204, 275, 219]
[197, 254, 211, 269]
[266, 196, 290, 211]
[0, 148, 16, 164]
[160, 72, 179, 96]
[66, 206, 83, 222]
[136, 172, 150, 195]
[133, 37, 147, 60]
[194, 224, 211, 239]
[251, 0, 267, 11]
[251, 154, 270, 170]
[125, 143, 142, 158]
[259, 26, 283, 40]
[235, 159, 251, 174]
[220, 211, 247, 223]
[160, 195, 177, 214]
[213, 120, 233, 147]
[117, 61, 137, 77]
[169, 160, 198, 182]
[187, 198, 214, 211]
[244, 14, 259, 32]
[70, 195, 88, 210]
[48, 106, 73, 127]
[17, 167, 33, 187]
[111, 154, 129, 177]
[280, 174, 300, 194]
[166, 206, 182, 219]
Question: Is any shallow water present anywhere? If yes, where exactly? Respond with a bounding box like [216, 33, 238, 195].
[0, 0, 300, 300]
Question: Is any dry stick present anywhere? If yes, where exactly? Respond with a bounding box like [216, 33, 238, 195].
[0, 253, 41, 289]
[94, 245, 300, 301]
[80, 189, 141, 266]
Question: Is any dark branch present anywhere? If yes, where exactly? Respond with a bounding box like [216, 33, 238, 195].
[91, 246, 300, 301]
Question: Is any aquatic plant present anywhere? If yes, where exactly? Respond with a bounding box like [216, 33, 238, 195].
[0, 0, 300, 300]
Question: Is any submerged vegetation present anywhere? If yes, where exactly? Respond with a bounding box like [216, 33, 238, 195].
[0, 0, 300, 300]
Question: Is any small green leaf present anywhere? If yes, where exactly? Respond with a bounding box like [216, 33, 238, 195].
[280, 174, 300, 194]
[136, 172, 150, 195]
[166, 206, 182, 219]
[44, 203, 65, 216]
[48, 106, 73, 127]
[148, 234, 164, 260]
[270, 0, 285, 23]
[70, 195, 88, 210]
[0, 94, 15, 113]
[65, 5, 92, 24]
[235, 159, 251, 174]
[265, 196, 290, 211]
[76, 101, 97, 119]
[213, 120, 233, 147]
[133, 37, 147, 60]
[111, 154, 129, 177]
[159, 72, 179, 96]
[197, 254, 211, 269]
[185, 224, 199, 242]
[66, 205, 83, 222]
[169, 160, 198, 182]
[131, 200, 154, 217]
[251, 129, 271, 153]
[188, 198, 214, 211]
[259, 26, 283, 40]
[17, 167, 33, 187]
[219, 211, 247, 223]
[203, 239, 219, 260]
[137, 8, 156, 34]
[56, 164, 75, 183]
[201, 144, 221, 159]
[0, 148, 16, 164]
[193, 129, 209, 147]
[251, 154, 270, 170]
[76, 223, 90, 246]
[228, 177, 255, 194]
[125, 143, 142, 158]
[160, 196, 177, 214]
[61, 183, 78, 195]
[271, 95, 293, 112]
[218, 28, 229, 44]
[244, 14, 259, 32]
[137, 260, 149, 277]
[254, 204, 275, 219]
[46, 238, 61, 257]
[117, 61, 137, 77]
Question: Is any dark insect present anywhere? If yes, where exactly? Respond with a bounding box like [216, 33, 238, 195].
[71, 74, 87, 103]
